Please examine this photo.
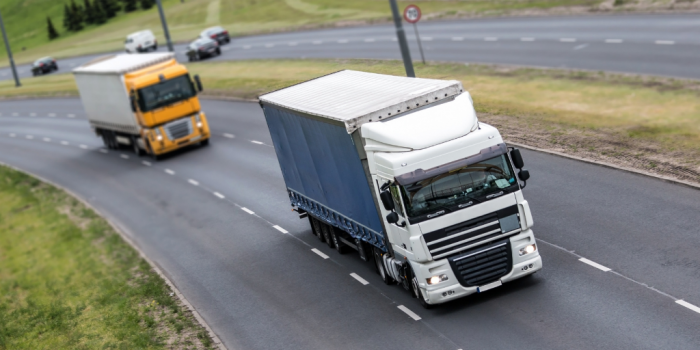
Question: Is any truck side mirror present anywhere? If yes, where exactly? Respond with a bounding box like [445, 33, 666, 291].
[510, 148, 524, 169]
[380, 191, 395, 211]
[193, 74, 203, 92]
[518, 169, 530, 182]
[129, 94, 137, 113]
[386, 212, 399, 225]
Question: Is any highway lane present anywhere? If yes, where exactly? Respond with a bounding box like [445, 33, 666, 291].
[2, 98, 700, 349]
[2, 14, 699, 81]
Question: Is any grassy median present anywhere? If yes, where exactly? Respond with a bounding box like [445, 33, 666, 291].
[2, 58, 699, 183]
[0, 165, 213, 349]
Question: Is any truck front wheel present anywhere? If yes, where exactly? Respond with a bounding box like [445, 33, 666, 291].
[374, 248, 394, 285]
[132, 137, 144, 156]
[412, 276, 433, 309]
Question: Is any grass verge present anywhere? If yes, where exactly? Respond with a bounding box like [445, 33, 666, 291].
[2, 58, 699, 184]
[0, 165, 214, 349]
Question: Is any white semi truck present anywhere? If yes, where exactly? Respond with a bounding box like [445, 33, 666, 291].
[259, 70, 542, 307]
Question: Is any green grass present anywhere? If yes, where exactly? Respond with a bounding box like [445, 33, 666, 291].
[0, 165, 213, 349]
[0, 0, 602, 66]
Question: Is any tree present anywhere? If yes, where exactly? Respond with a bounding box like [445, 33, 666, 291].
[63, 4, 71, 30]
[70, 0, 84, 31]
[94, 0, 107, 24]
[139, 0, 155, 10]
[99, 0, 118, 18]
[122, 0, 137, 12]
[83, 0, 95, 25]
[47, 17, 60, 40]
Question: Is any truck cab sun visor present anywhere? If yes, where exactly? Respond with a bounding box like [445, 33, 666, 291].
[394, 143, 507, 185]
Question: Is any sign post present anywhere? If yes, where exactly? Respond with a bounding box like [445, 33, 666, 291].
[0, 9, 20, 87]
[404, 4, 425, 65]
[388, 0, 415, 77]
[156, 0, 174, 52]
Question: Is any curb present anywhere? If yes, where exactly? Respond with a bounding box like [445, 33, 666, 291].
[508, 141, 700, 191]
[0, 161, 227, 350]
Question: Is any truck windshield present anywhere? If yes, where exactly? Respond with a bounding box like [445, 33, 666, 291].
[399, 154, 518, 223]
[137, 74, 196, 112]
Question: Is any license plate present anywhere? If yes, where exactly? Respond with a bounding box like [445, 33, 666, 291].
[477, 280, 502, 293]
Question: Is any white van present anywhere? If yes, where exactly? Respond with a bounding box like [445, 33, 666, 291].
[124, 30, 157, 53]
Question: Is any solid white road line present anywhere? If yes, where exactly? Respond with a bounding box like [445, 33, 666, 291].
[223, 133, 235, 138]
[9, 133, 15, 137]
[213, 192, 225, 199]
[605, 39, 623, 43]
[676, 300, 700, 314]
[142, 161, 152, 166]
[251, 140, 263, 145]
[120, 154, 129, 159]
[655, 40, 675, 45]
[43, 138, 51, 142]
[560, 38, 577, 42]
[188, 179, 199, 186]
[80, 144, 88, 149]
[61, 141, 69, 145]
[521, 37, 535, 41]
[350, 273, 369, 285]
[397, 305, 421, 321]
[484, 37, 498, 41]
[311, 248, 329, 259]
[579, 258, 611, 272]
[273, 225, 288, 234]
[165, 169, 175, 175]
[99, 149, 108, 153]
[241, 207, 255, 214]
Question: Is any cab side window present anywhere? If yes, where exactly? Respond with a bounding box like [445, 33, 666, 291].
[390, 185, 406, 217]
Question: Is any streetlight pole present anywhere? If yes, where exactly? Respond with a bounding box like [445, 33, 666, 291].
[388, 0, 415, 78]
[156, 0, 174, 52]
[0, 8, 20, 87]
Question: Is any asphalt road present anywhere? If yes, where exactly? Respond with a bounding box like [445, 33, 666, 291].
[2, 14, 700, 81]
[1, 98, 700, 349]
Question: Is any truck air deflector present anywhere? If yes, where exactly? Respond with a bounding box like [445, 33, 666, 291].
[289, 189, 386, 252]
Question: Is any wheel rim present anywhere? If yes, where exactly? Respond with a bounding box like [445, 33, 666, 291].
[376, 255, 386, 280]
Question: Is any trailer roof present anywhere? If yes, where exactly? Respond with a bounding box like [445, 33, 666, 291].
[259, 70, 463, 133]
[73, 53, 175, 75]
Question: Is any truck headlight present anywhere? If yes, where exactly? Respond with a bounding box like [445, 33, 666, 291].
[155, 128, 163, 141]
[427, 274, 448, 285]
[519, 244, 537, 256]
[196, 122, 203, 128]
[194, 113, 203, 128]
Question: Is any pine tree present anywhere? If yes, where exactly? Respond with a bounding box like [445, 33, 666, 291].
[99, 0, 117, 18]
[47, 17, 60, 40]
[63, 4, 71, 30]
[94, 0, 107, 24]
[70, 0, 84, 31]
[139, 0, 155, 10]
[122, 0, 137, 12]
[83, 0, 95, 25]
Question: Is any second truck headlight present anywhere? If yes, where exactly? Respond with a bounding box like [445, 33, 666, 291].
[195, 113, 202, 128]
[155, 128, 163, 141]
[427, 274, 448, 285]
[519, 244, 537, 256]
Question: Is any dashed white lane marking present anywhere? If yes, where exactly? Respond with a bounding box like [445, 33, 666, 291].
[30, 113, 36, 116]
[311, 248, 329, 259]
[251, 140, 263, 145]
[350, 273, 369, 285]
[265, 43, 274, 48]
[312, 40, 322, 44]
[223, 133, 235, 138]
[579, 258, 611, 272]
[338, 39, 349, 43]
[67, 114, 75, 118]
[560, 38, 577, 42]
[26, 135, 34, 139]
[397, 305, 421, 321]
[521, 37, 535, 41]
[655, 40, 675, 45]
[12, 112, 18, 116]
[48, 113, 56, 117]
[605, 39, 623, 43]
[391, 38, 397, 42]
[43, 137, 51, 142]
[99, 149, 108, 153]
[243, 45, 251, 49]
[61, 141, 69, 145]
[213, 192, 225, 199]
[142, 160, 152, 166]
[676, 300, 700, 314]
[241, 207, 255, 214]
[451, 37, 464, 41]
[484, 37, 498, 41]
[188, 179, 199, 186]
[9, 133, 15, 137]
[573, 43, 589, 50]
[120, 154, 129, 159]
[288, 42, 297, 46]
[165, 169, 175, 175]
[273, 225, 288, 234]
[364, 38, 375, 42]
[80, 144, 88, 149]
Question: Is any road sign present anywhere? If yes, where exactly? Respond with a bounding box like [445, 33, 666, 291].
[404, 5, 421, 24]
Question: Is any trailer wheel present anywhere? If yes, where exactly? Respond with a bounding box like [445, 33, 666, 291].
[373, 247, 394, 285]
[356, 238, 370, 262]
[309, 217, 325, 242]
[412, 276, 433, 309]
[331, 228, 349, 254]
[321, 224, 334, 249]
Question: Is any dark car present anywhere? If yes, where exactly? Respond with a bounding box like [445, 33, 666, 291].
[32, 57, 58, 76]
[200, 26, 230, 45]
[186, 38, 221, 62]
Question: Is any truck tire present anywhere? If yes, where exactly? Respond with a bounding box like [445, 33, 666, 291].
[331, 228, 349, 254]
[412, 276, 433, 309]
[373, 247, 394, 285]
[309, 217, 325, 243]
[132, 137, 144, 156]
[199, 139, 210, 147]
[321, 223, 334, 249]
[355, 238, 370, 262]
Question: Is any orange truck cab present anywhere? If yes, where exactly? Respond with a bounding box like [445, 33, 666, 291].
[73, 53, 210, 159]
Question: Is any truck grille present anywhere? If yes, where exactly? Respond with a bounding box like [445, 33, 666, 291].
[448, 239, 513, 287]
[422, 205, 520, 260]
[164, 118, 193, 140]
